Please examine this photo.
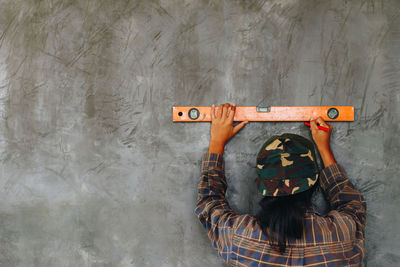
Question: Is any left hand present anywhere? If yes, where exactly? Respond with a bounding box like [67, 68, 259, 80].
[209, 103, 248, 149]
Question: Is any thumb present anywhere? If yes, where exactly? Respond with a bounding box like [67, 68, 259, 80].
[233, 121, 248, 135]
[310, 120, 318, 131]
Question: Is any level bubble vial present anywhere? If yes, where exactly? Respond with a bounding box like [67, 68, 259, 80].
[327, 108, 339, 119]
[188, 108, 200, 120]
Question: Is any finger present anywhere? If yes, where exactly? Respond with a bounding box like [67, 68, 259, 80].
[211, 104, 215, 120]
[310, 120, 318, 131]
[233, 121, 248, 135]
[222, 103, 229, 118]
[316, 117, 328, 127]
[228, 104, 235, 122]
[217, 103, 223, 118]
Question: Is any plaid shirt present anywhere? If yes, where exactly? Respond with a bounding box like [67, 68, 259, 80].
[195, 153, 366, 267]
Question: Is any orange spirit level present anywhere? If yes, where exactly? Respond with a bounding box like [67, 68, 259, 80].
[172, 106, 354, 122]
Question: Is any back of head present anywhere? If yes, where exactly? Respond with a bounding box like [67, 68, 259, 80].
[255, 183, 317, 253]
[254, 133, 319, 253]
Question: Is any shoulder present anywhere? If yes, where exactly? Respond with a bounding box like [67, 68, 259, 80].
[304, 211, 358, 243]
[231, 214, 262, 236]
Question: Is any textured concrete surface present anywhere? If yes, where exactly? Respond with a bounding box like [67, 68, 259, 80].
[0, 0, 399, 266]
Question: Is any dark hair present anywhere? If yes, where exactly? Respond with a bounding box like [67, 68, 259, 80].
[255, 184, 318, 254]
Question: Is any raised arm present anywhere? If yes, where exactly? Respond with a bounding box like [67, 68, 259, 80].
[309, 117, 366, 237]
[309, 117, 336, 168]
[195, 103, 248, 261]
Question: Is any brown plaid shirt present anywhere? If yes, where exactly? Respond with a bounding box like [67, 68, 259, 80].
[195, 153, 366, 266]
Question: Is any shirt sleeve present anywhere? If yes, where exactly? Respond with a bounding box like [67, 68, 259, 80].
[194, 152, 242, 262]
[319, 163, 367, 239]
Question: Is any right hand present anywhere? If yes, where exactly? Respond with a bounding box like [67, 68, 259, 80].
[310, 117, 333, 151]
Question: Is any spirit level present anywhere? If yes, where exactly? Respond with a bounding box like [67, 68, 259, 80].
[172, 106, 354, 122]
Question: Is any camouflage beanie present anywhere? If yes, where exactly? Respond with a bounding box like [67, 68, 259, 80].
[255, 133, 319, 197]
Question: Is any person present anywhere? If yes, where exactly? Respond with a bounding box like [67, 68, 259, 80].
[195, 103, 366, 266]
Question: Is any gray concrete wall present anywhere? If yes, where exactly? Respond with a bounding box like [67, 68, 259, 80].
[0, 0, 399, 266]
